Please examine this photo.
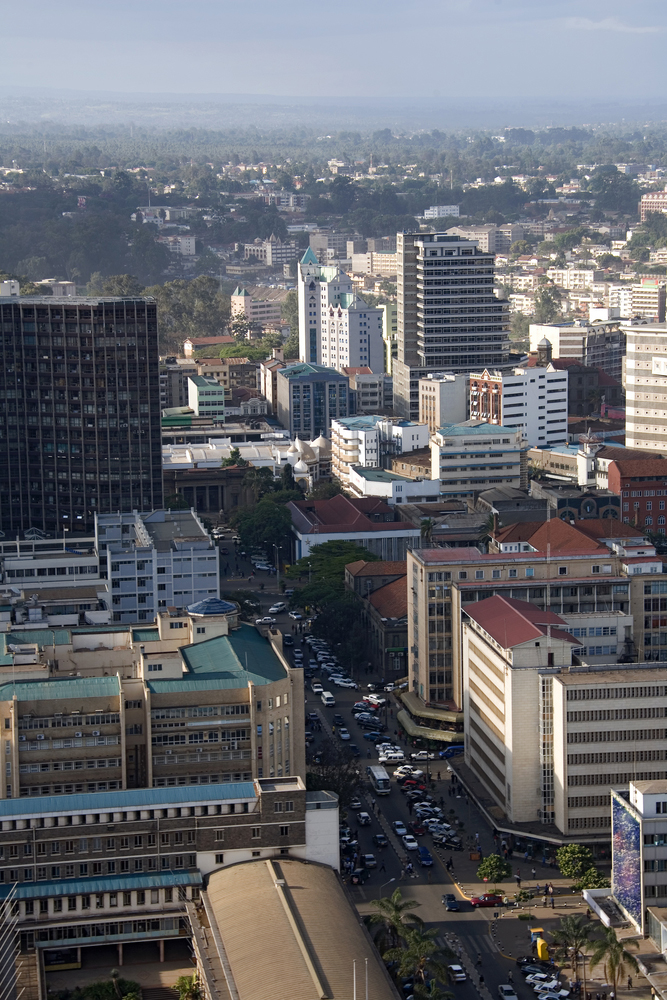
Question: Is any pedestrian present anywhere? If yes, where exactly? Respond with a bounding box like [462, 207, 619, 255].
[380, 861, 386, 872]
[515, 874, 521, 887]
[448, 856, 454, 871]
[475, 832, 480, 843]
[551, 896, 555, 909]
[399, 867, 405, 881]
[479, 975, 485, 987]
[476, 953, 482, 967]
[536, 883, 540, 894]
[543, 895, 548, 907]
[610, 992, 615, 1000]
[627, 978, 633, 990]
[507, 972, 513, 984]
[437, 771, 441, 780]
[532, 867, 536, 881]
[524, 849, 529, 861]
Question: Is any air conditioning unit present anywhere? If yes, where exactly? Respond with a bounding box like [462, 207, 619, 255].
[36, 735, 45, 741]
[92, 730, 101, 736]
[166, 750, 173, 755]
[196, 748, 203, 753]
[75, 732, 83, 738]
[18, 736, 26, 742]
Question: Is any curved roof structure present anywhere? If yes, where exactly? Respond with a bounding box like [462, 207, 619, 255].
[187, 597, 237, 617]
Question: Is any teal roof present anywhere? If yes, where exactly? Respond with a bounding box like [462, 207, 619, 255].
[151, 623, 286, 693]
[0, 675, 120, 703]
[232, 285, 250, 296]
[0, 781, 256, 819]
[187, 597, 237, 616]
[280, 363, 345, 380]
[0, 629, 71, 651]
[132, 628, 160, 643]
[0, 871, 201, 901]
[300, 247, 319, 266]
[352, 467, 411, 482]
[438, 420, 514, 435]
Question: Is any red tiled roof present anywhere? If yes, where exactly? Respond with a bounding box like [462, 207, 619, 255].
[184, 336, 236, 345]
[341, 366, 373, 375]
[573, 519, 646, 540]
[596, 369, 622, 387]
[369, 577, 408, 618]
[494, 519, 609, 553]
[466, 595, 578, 648]
[346, 560, 407, 577]
[289, 495, 414, 535]
[611, 459, 667, 478]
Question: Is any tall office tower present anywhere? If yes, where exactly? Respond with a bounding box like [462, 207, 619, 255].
[625, 321, 667, 450]
[393, 232, 510, 419]
[0, 295, 163, 536]
[297, 249, 384, 373]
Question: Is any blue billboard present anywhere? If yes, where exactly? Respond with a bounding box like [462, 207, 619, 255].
[612, 795, 642, 929]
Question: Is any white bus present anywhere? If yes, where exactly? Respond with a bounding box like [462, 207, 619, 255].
[367, 764, 391, 795]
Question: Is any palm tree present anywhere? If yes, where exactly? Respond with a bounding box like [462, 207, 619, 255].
[551, 916, 594, 997]
[420, 519, 435, 546]
[175, 975, 201, 1000]
[589, 927, 639, 994]
[369, 887, 423, 949]
[413, 979, 454, 1000]
[384, 926, 454, 986]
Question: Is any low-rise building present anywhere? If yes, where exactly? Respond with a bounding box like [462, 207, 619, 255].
[419, 373, 468, 433]
[97, 510, 219, 623]
[347, 467, 440, 505]
[341, 367, 393, 413]
[183, 336, 235, 358]
[423, 205, 460, 219]
[529, 321, 625, 383]
[606, 459, 667, 531]
[287, 495, 420, 560]
[350, 566, 408, 677]
[430, 420, 527, 498]
[231, 286, 287, 329]
[391, 448, 432, 479]
[243, 236, 299, 268]
[331, 415, 429, 486]
[187, 376, 226, 422]
[446, 225, 497, 253]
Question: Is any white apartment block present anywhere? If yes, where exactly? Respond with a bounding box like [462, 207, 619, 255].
[349, 252, 398, 276]
[446, 225, 497, 254]
[429, 420, 526, 498]
[418, 373, 468, 434]
[631, 279, 666, 322]
[546, 268, 604, 291]
[97, 510, 220, 623]
[298, 249, 384, 373]
[529, 321, 625, 381]
[330, 415, 429, 486]
[187, 376, 226, 421]
[625, 322, 667, 450]
[469, 365, 568, 447]
[423, 205, 460, 219]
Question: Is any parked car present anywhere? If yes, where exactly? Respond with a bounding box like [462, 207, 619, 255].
[347, 744, 361, 757]
[349, 797, 362, 810]
[442, 893, 459, 911]
[392, 820, 408, 836]
[282, 634, 293, 646]
[361, 853, 377, 868]
[255, 616, 276, 625]
[311, 682, 323, 694]
[338, 727, 351, 740]
[268, 602, 286, 614]
[357, 811, 372, 826]
[498, 987, 518, 1000]
[470, 892, 503, 908]
[362, 731, 385, 741]
[439, 745, 464, 759]
[288, 611, 302, 620]
[402, 834, 419, 851]
[517, 960, 556, 972]
[349, 868, 370, 885]
[411, 751, 436, 761]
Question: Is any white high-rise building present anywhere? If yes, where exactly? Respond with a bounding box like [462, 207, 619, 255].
[469, 365, 568, 447]
[298, 248, 384, 373]
[625, 322, 667, 451]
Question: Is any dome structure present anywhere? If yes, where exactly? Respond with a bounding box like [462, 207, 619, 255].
[187, 597, 237, 617]
[293, 459, 309, 474]
[312, 434, 330, 453]
[538, 337, 551, 347]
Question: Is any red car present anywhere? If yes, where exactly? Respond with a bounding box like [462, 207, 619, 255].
[408, 821, 427, 836]
[470, 893, 503, 908]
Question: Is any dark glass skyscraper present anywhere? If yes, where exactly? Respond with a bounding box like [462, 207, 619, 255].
[0, 296, 163, 535]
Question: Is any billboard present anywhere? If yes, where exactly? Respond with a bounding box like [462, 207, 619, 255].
[612, 794, 642, 930]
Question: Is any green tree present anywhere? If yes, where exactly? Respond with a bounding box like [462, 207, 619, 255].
[420, 518, 435, 545]
[144, 276, 231, 353]
[243, 466, 277, 501]
[281, 289, 298, 331]
[476, 855, 512, 890]
[573, 867, 610, 891]
[230, 315, 252, 339]
[307, 479, 346, 500]
[221, 447, 248, 468]
[283, 327, 300, 359]
[231, 496, 293, 556]
[551, 916, 594, 999]
[369, 888, 424, 950]
[589, 927, 639, 993]
[556, 844, 595, 880]
[101, 274, 145, 296]
[510, 240, 531, 256]
[164, 493, 190, 510]
[281, 463, 296, 491]
[384, 926, 454, 987]
[221, 590, 259, 620]
[175, 975, 202, 1000]
[534, 284, 563, 324]
[306, 735, 362, 807]
[510, 312, 530, 344]
[413, 981, 454, 1000]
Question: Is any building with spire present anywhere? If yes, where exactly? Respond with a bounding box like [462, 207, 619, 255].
[297, 249, 384, 373]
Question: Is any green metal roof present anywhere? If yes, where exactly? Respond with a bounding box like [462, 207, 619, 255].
[132, 628, 160, 643]
[352, 467, 410, 483]
[0, 675, 120, 703]
[300, 247, 319, 266]
[0, 782, 256, 819]
[162, 415, 193, 427]
[279, 362, 345, 380]
[0, 629, 71, 651]
[151, 623, 286, 693]
[0, 871, 200, 901]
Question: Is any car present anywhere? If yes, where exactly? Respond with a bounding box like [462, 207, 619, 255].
[254, 563, 275, 572]
[338, 727, 351, 740]
[268, 603, 286, 614]
[439, 745, 464, 759]
[520, 966, 557, 979]
[358, 719, 387, 732]
[361, 853, 377, 869]
[402, 834, 419, 851]
[354, 713, 378, 725]
[411, 750, 436, 761]
[254, 616, 276, 625]
[526, 975, 559, 989]
[448, 966, 467, 983]
[365, 695, 387, 707]
[282, 634, 294, 646]
[536, 993, 570, 1000]
[417, 846, 433, 866]
[517, 959, 557, 973]
[442, 893, 459, 911]
[384, 682, 396, 692]
[378, 753, 405, 764]
[498, 988, 518, 1000]
[311, 682, 323, 694]
[349, 868, 371, 885]
[373, 833, 389, 848]
[336, 679, 358, 689]
[394, 765, 417, 777]
[434, 836, 463, 851]
[347, 744, 361, 757]
[357, 811, 372, 826]
[532, 982, 561, 995]
[470, 892, 503, 908]
[333, 714, 345, 725]
[288, 611, 303, 620]
[353, 701, 371, 712]
[363, 731, 384, 742]
[284, 588, 295, 597]
[392, 820, 408, 836]
[408, 821, 427, 837]
[349, 797, 362, 810]
[308, 711, 319, 721]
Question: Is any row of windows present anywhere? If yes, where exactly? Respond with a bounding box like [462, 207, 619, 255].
[568, 796, 613, 808]
[20, 781, 121, 797]
[572, 645, 617, 657]
[17, 715, 120, 730]
[150, 705, 250, 720]
[1, 856, 197, 881]
[566, 686, 667, 701]
[567, 729, 666, 744]
[0, 832, 194, 857]
[567, 816, 611, 829]
[567, 708, 666, 722]
[19, 758, 121, 773]
[153, 772, 253, 786]
[567, 762, 667, 779]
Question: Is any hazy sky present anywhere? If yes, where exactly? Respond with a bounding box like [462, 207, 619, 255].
[2, 0, 666, 99]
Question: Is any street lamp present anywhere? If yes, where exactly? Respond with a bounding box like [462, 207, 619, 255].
[378, 877, 395, 900]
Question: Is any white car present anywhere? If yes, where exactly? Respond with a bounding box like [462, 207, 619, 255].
[411, 751, 436, 761]
[533, 986, 561, 997]
[402, 834, 419, 851]
[498, 988, 517, 1000]
[255, 616, 276, 625]
[288, 611, 303, 620]
[336, 679, 358, 689]
[449, 966, 467, 983]
[528, 977, 559, 991]
[379, 752, 405, 764]
[338, 727, 351, 740]
[268, 602, 286, 613]
[384, 682, 396, 692]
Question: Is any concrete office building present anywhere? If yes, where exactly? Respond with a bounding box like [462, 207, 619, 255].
[381, 302, 398, 374]
[276, 363, 353, 438]
[529, 321, 626, 382]
[97, 510, 219, 623]
[0, 296, 163, 536]
[429, 420, 526, 498]
[297, 249, 384, 373]
[341, 367, 393, 413]
[418, 373, 468, 434]
[330, 415, 429, 487]
[187, 376, 226, 422]
[625, 322, 667, 451]
[393, 233, 510, 420]
[611, 780, 667, 936]
[469, 365, 568, 447]
[423, 205, 460, 219]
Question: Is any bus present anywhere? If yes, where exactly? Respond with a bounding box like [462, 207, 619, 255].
[367, 764, 391, 795]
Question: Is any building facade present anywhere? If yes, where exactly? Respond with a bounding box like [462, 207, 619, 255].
[469, 365, 568, 447]
[330, 416, 429, 486]
[529, 321, 626, 382]
[429, 420, 526, 498]
[625, 322, 667, 451]
[393, 233, 510, 420]
[0, 296, 163, 536]
[275, 363, 353, 438]
[631, 280, 666, 323]
[297, 250, 384, 373]
[418, 373, 468, 433]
